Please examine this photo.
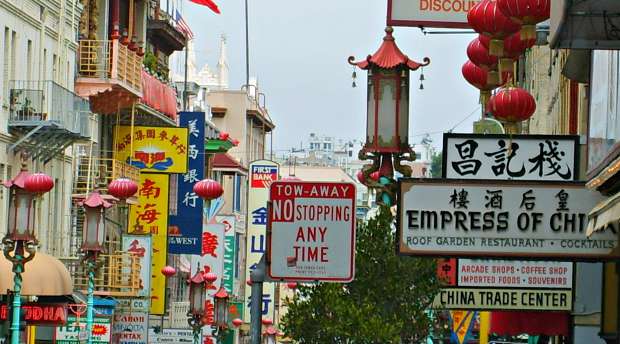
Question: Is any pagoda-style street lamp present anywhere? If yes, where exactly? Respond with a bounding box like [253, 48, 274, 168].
[79, 189, 112, 344]
[187, 270, 218, 344]
[262, 326, 277, 344]
[213, 286, 230, 340]
[349, 27, 429, 205]
[2, 157, 53, 344]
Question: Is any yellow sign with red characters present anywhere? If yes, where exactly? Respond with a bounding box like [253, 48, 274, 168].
[114, 126, 189, 174]
[129, 174, 169, 315]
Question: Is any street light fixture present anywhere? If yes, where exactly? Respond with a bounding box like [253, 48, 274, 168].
[2, 158, 53, 344]
[188, 269, 216, 344]
[213, 286, 230, 339]
[348, 27, 429, 205]
[80, 189, 112, 344]
[262, 326, 277, 344]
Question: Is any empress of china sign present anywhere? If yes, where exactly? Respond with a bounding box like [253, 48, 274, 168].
[398, 179, 618, 259]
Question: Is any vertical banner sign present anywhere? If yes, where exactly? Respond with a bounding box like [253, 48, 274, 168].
[169, 112, 205, 254]
[129, 174, 170, 315]
[217, 215, 237, 294]
[122, 236, 153, 298]
[449, 310, 476, 344]
[190, 220, 225, 337]
[114, 125, 189, 174]
[244, 160, 279, 323]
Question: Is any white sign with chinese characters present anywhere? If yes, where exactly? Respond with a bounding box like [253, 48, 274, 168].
[268, 181, 356, 282]
[444, 134, 579, 181]
[244, 160, 279, 323]
[399, 179, 617, 259]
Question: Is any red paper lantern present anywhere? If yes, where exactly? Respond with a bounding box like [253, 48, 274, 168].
[232, 139, 240, 146]
[370, 171, 380, 181]
[468, 0, 521, 56]
[287, 282, 298, 289]
[462, 60, 513, 110]
[24, 172, 54, 194]
[479, 32, 535, 80]
[204, 272, 218, 283]
[487, 86, 536, 132]
[246, 279, 253, 286]
[356, 171, 366, 184]
[467, 37, 499, 84]
[193, 179, 223, 200]
[219, 132, 229, 140]
[497, 0, 550, 40]
[262, 318, 273, 326]
[232, 318, 243, 327]
[161, 266, 177, 277]
[108, 178, 138, 200]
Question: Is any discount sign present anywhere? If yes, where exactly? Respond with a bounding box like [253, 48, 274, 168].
[268, 181, 356, 282]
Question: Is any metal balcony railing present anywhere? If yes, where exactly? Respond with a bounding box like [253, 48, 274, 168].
[62, 252, 142, 298]
[8, 80, 92, 138]
[73, 151, 140, 195]
[78, 39, 142, 93]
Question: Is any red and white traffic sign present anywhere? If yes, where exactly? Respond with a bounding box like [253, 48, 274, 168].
[268, 181, 356, 282]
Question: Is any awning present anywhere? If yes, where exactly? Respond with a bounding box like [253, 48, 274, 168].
[491, 311, 569, 336]
[586, 192, 620, 237]
[550, 0, 620, 49]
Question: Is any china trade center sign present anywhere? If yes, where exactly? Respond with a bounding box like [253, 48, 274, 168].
[398, 179, 619, 259]
[268, 181, 356, 282]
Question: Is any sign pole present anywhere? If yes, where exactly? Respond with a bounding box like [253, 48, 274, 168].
[250, 256, 266, 344]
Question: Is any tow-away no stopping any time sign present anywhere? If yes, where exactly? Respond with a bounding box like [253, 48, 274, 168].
[268, 181, 356, 282]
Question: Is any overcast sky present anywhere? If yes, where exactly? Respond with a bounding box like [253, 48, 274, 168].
[182, 0, 480, 153]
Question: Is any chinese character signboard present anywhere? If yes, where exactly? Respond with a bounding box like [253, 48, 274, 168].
[387, 0, 481, 28]
[190, 221, 225, 337]
[268, 181, 356, 282]
[122, 236, 152, 298]
[244, 160, 279, 323]
[114, 125, 189, 174]
[169, 112, 205, 254]
[217, 215, 237, 294]
[56, 316, 111, 344]
[443, 134, 579, 181]
[398, 179, 617, 259]
[129, 174, 170, 314]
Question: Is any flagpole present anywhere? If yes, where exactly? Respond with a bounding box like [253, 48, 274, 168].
[244, 0, 249, 87]
[184, 40, 189, 111]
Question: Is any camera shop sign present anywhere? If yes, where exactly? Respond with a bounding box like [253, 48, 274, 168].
[443, 134, 579, 181]
[268, 181, 356, 282]
[398, 179, 618, 259]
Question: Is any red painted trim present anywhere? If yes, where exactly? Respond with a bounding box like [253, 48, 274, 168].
[569, 80, 578, 135]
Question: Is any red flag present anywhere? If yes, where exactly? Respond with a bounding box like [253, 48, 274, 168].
[189, 0, 221, 14]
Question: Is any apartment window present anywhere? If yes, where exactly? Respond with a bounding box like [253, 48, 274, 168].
[42, 49, 47, 80]
[2, 28, 8, 103]
[234, 174, 241, 212]
[27, 40, 32, 80]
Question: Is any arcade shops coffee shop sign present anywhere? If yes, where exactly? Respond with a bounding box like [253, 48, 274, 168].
[398, 179, 620, 259]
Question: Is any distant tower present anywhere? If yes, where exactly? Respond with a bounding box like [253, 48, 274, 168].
[217, 34, 229, 89]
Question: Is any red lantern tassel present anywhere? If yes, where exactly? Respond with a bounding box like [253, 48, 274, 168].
[489, 39, 505, 57]
[498, 58, 514, 83]
[521, 24, 537, 41]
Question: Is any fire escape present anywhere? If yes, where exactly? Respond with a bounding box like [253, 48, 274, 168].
[7, 80, 93, 162]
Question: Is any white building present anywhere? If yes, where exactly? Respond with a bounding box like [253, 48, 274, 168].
[0, 0, 91, 257]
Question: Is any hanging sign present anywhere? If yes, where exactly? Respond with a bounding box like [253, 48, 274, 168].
[217, 215, 237, 294]
[449, 310, 476, 344]
[433, 288, 572, 311]
[0, 303, 67, 325]
[268, 181, 356, 282]
[112, 311, 149, 344]
[122, 236, 153, 298]
[443, 134, 579, 181]
[114, 125, 189, 173]
[128, 174, 170, 314]
[398, 179, 616, 259]
[56, 316, 112, 344]
[169, 112, 206, 254]
[387, 0, 481, 28]
[244, 160, 279, 323]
